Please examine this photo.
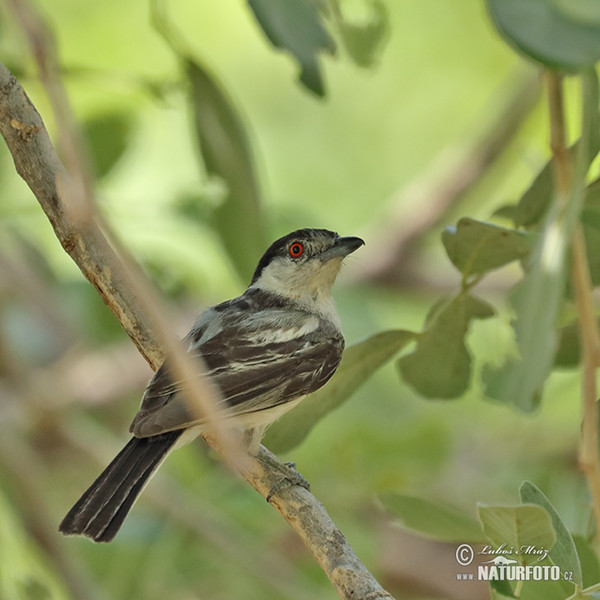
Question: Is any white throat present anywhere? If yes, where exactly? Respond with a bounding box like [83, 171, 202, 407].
[250, 257, 343, 327]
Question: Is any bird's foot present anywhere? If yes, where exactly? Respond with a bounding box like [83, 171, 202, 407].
[260, 456, 310, 501]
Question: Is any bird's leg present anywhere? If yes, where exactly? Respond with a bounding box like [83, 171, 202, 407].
[257, 452, 311, 501]
[243, 426, 266, 455]
[243, 428, 311, 500]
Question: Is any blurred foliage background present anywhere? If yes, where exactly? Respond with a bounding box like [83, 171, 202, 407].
[0, 1, 593, 599]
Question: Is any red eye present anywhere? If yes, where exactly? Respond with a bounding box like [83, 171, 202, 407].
[289, 242, 304, 258]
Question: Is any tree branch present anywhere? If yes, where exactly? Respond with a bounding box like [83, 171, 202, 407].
[0, 62, 394, 600]
[0, 66, 162, 367]
[0, 3, 246, 465]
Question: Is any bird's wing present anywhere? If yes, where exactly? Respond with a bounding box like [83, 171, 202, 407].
[130, 298, 344, 437]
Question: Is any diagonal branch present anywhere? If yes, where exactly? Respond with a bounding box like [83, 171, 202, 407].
[0, 65, 162, 367]
[0, 62, 394, 600]
[1, 0, 245, 465]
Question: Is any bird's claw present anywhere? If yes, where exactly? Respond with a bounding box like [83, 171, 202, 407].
[265, 461, 310, 502]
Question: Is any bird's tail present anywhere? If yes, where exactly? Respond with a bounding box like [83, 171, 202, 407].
[59, 430, 182, 542]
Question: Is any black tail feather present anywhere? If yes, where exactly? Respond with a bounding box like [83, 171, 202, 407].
[59, 431, 182, 542]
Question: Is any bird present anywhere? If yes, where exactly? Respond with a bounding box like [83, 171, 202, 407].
[59, 228, 364, 542]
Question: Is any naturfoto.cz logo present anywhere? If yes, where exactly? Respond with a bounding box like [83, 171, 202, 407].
[455, 544, 574, 582]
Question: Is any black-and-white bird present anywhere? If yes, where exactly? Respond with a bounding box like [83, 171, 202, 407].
[59, 228, 364, 542]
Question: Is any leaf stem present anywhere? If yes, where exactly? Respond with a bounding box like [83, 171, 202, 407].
[514, 579, 524, 597]
[548, 71, 600, 534]
[547, 73, 571, 200]
[572, 226, 600, 530]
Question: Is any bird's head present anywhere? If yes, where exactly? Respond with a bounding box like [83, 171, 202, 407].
[249, 228, 364, 304]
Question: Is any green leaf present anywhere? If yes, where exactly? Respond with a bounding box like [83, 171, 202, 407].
[515, 134, 600, 231]
[477, 504, 556, 565]
[518, 578, 574, 600]
[442, 218, 532, 277]
[186, 59, 266, 282]
[493, 204, 519, 221]
[487, 0, 600, 70]
[519, 481, 582, 585]
[380, 494, 485, 543]
[579, 69, 600, 165]
[485, 71, 597, 411]
[552, 0, 600, 28]
[572, 534, 600, 588]
[483, 210, 568, 411]
[83, 112, 131, 178]
[264, 330, 414, 453]
[513, 156, 556, 228]
[247, 0, 336, 96]
[329, 0, 389, 68]
[490, 578, 517, 599]
[581, 179, 600, 287]
[554, 322, 581, 368]
[398, 293, 494, 399]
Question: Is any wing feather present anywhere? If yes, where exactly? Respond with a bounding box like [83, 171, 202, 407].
[130, 292, 343, 437]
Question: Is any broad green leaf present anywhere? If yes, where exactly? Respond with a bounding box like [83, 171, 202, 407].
[329, 0, 389, 68]
[442, 218, 532, 277]
[483, 205, 568, 411]
[477, 504, 556, 565]
[247, 0, 336, 96]
[186, 60, 266, 282]
[482, 223, 567, 412]
[572, 535, 600, 588]
[83, 112, 131, 179]
[264, 330, 414, 453]
[380, 493, 485, 543]
[519, 481, 582, 585]
[487, 0, 600, 69]
[398, 293, 494, 399]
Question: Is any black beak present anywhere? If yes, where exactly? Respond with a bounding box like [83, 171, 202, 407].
[320, 236, 365, 261]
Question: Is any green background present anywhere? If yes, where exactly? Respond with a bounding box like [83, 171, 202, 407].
[0, 1, 589, 599]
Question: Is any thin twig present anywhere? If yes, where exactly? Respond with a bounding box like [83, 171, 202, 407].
[0, 62, 394, 600]
[547, 71, 600, 530]
[572, 226, 600, 528]
[547, 73, 571, 201]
